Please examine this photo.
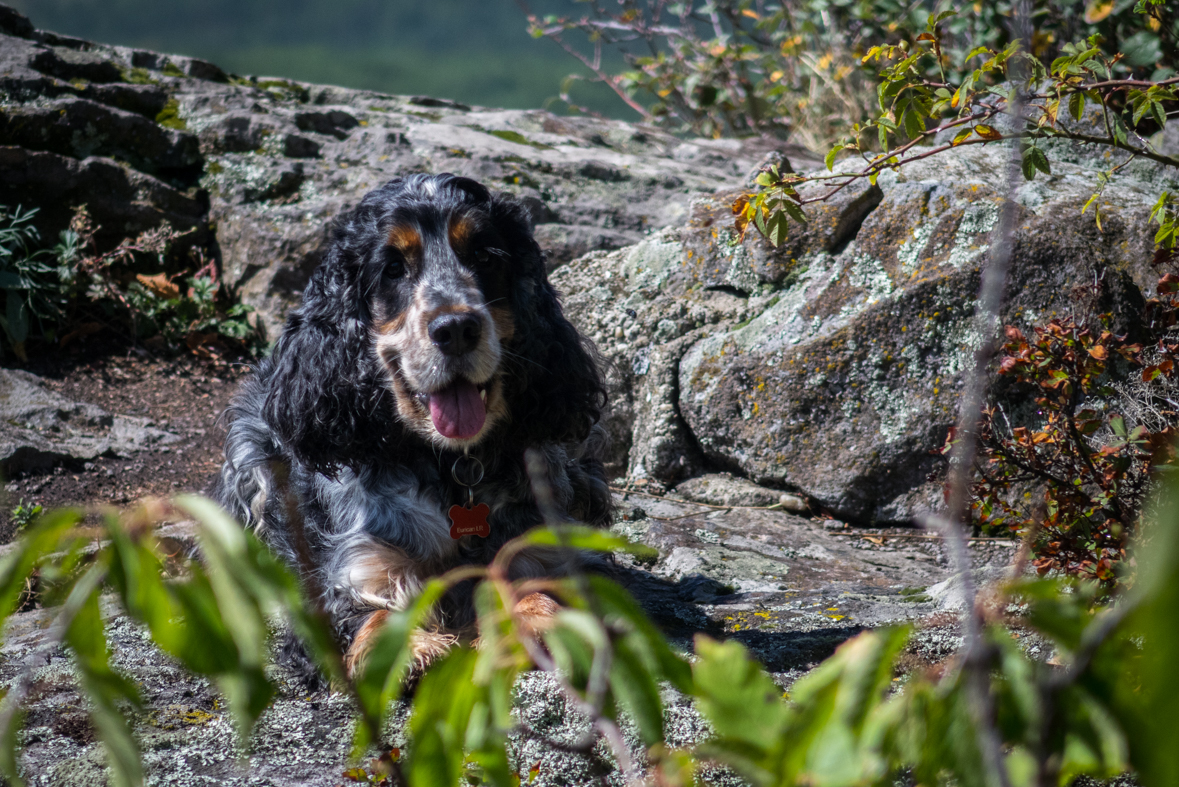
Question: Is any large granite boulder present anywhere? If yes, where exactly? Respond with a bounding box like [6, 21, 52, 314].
[554, 144, 1167, 522]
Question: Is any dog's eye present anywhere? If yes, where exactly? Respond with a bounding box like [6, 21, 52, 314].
[383, 256, 405, 280]
[475, 247, 505, 265]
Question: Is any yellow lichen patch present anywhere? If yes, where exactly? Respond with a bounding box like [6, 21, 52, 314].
[148, 705, 218, 730]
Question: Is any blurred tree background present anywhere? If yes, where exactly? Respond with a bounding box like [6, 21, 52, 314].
[8, 0, 630, 114]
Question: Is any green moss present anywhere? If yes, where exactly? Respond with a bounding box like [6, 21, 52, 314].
[622, 542, 660, 565]
[485, 129, 553, 149]
[898, 586, 932, 602]
[121, 67, 157, 85]
[160, 60, 186, 78]
[155, 98, 187, 130]
[205, 161, 223, 175]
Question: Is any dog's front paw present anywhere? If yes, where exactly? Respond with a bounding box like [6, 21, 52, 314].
[513, 592, 560, 635]
[345, 610, 460, 680]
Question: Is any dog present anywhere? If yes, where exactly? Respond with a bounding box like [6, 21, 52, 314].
[218, 173, 611, 676]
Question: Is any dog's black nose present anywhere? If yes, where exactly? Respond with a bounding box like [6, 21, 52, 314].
[429, 313, 482, 356]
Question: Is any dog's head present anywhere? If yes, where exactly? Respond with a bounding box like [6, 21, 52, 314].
[262, 174, 605, 469]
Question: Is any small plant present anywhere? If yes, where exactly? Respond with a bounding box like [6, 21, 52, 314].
[9, 500, 42, 531]
[66, 207, 262, 358]
[958, 253, 1179, 589]
[0, 206, 78, 361]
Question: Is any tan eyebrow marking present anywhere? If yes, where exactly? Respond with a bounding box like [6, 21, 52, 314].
[448, 213, 477, 252]
[387, 225, 422, 258]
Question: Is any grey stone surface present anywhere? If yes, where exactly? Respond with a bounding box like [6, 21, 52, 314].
[0, 368, 178, 474]
[671, 472, 786, 508]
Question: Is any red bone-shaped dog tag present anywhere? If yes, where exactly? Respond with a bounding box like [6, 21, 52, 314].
[449, 503, 491, 539]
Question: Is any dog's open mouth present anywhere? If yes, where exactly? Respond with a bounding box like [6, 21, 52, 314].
[418, 379, 489, 440]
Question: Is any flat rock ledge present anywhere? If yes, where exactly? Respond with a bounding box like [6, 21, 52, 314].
[0, 369, 178, 477]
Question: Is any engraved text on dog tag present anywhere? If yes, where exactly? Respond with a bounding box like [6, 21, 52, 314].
[449, 503, 491, 539]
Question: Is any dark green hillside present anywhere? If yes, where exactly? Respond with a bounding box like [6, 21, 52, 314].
[9, 0, 630, 113]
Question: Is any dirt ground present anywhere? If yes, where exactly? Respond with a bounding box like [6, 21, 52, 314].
[2, 341, 251, 544]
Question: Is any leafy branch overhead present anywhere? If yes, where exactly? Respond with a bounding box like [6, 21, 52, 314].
[735, 1, 1179, 248]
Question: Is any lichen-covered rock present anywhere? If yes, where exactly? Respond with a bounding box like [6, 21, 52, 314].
[558, 143, 1167, 522]
[672, 472, 789, 508]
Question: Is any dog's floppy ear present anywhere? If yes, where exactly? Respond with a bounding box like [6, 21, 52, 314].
[492, 194, 606, 446]
[260, 210, 394, 471]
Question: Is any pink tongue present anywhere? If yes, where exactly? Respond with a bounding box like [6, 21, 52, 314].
[428, 379, 486, 439]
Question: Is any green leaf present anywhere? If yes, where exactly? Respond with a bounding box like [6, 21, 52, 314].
[587, 576, 693, 692]
[1021, 146, 1050, 181]
[787, 627, 909, 783]
[824, 145, 843, 172]
[67, 581, 144, 787]
[693, 635, 789, 753]
[951, 128, 974, 146]
[352, 578, 451, 754]
[1150, 101, 1167, 129]
[1069, 91, 1086, 121]
[610, 637, 665, 745]
[765, 208, 790, 247]
[407, 647, 481, 787]
[902, 108, 925, 140]
[518, 525, 629, 554]
[0, 508, 84, 620]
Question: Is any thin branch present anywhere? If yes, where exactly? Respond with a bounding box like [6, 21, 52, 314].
[515, 0, 653, 120]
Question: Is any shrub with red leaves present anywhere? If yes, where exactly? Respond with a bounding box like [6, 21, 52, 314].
[963, 272, 1179, 590]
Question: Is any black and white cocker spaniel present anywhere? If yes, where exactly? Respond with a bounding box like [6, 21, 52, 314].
[218, 174, 611, 674]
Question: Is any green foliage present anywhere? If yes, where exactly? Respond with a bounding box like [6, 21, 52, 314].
[0, 497, 342, 787]
[8, 500, 43, 531]
[696, 0, 1179, 256]
[2, 494, 1178, 786]
[0, 204, 264, 359]
[125, 274, 257, 353]
[0, 206, 78, 361]
[528, 0, 1177, 151]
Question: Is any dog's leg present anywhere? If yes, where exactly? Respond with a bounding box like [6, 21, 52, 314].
[339, 537, 457, 677]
